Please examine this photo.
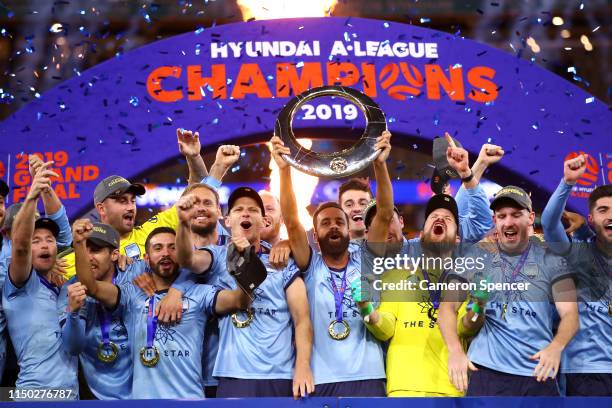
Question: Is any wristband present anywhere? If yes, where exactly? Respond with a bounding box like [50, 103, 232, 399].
[471, 302, 482, 315]
[461, 171, 474, 183]
[360, 303, 374, 317]
[201, 175, 222, 191]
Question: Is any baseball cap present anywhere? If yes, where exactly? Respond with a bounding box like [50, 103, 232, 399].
[490, 186, 532, 212]
[2, 203, 40, 232]
[430, 168, 449, 195]
[88, 222, 120, 249]
[93, 175, 146, 205]
[424, 194, 459, 226]
[34, 217, 60, 238]
[433, 135, 463, 179]
[227, 187, 266, 217]
[363, 199, 401, 228]
[0, 179, 8, 198]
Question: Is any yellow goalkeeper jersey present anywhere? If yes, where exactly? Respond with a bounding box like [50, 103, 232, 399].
[61, 206, 179, 279]
[365, 267, 471, 397]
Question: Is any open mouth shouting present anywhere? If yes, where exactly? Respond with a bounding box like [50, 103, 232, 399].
[240, 220, 253, 231]
[432, 220, 447, 236]
[158, 257, 175, 271]
[327, 230, 342, 243]
[123, 212, 135, 226]
[502, 228, 519, 243]
[351, 214, 364, 225]
[605, 221, 612, 232]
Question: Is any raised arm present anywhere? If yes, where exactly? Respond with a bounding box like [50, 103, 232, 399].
[541, 155, 587, 245]
[446, 136, 502, 242]
[72, 219, 119, 309]
[175, 194, 212, 273]
[367, 131, 394, 245]
[208, 145, 241, 182]
[9, 163, 55, 287]
[270, 136, 311, 270]
[177, 128, 208, 185]
[28, 156, 72, 247]
[60, 282, 88, 355]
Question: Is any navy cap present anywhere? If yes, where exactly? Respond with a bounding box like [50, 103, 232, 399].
[227, 187, 266, 217]
[34, 217, 60, 238]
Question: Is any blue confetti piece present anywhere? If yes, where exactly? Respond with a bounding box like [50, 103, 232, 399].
[195, 43, 201, 56]
[388, 117, 396, 123]
[567, 66, 576, 74]
[129, 96, 139, 107]
[532, 122, 539, 130]
[585, 97, 594, 104]
[231, 165, 240, 173]
[212, 118, 219, 124]
[487, 137, 492, 143]
[420, 18, 431, 23]
[194, 27, 204, 35]
[296, 61, 304, 68]
[383, 22, 389, 28]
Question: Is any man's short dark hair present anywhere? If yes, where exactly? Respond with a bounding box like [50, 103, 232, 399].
[181, 183, 220, 206]
[145, 227, 176, 253]
[338, 179, 373, 203]
[312, 201, 349, 231]
[589, 184, 612, 213]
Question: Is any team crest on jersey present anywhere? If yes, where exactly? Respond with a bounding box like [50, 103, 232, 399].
[156, 325, 177, 344]
[125, 243, 141, 260]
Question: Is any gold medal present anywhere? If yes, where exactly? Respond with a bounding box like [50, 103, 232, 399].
[97, 341, 119, 363]
[139, 346, 160, 367]
[231, 309, 254, 328]
[328, 319, 350, 341]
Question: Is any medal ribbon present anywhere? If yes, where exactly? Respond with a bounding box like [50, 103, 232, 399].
[421, 268, 449, 310]
[497, 242, 532, 302]
[96, 274, 117, 349]
[146, 296, 158, 349]
[329, 268, 347, 323]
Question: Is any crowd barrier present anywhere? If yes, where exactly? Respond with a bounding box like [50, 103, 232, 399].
[11, 397, 610, 407]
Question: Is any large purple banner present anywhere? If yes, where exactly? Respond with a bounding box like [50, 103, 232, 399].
[1, 17, 609, 218]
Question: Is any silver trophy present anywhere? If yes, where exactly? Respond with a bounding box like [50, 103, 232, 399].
[274, 85, 387, 178]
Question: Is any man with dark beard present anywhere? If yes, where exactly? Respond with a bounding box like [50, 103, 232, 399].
[271, 131, 393, 396]
[540, 154, 611, 396]
[155, 182, 226, 397]
[73, 223, 255, 399]
[356, 136, 488, 396]
[61, 128, 238, 278]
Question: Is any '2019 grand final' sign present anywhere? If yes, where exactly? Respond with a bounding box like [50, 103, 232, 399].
[1, 17, 610, 218]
